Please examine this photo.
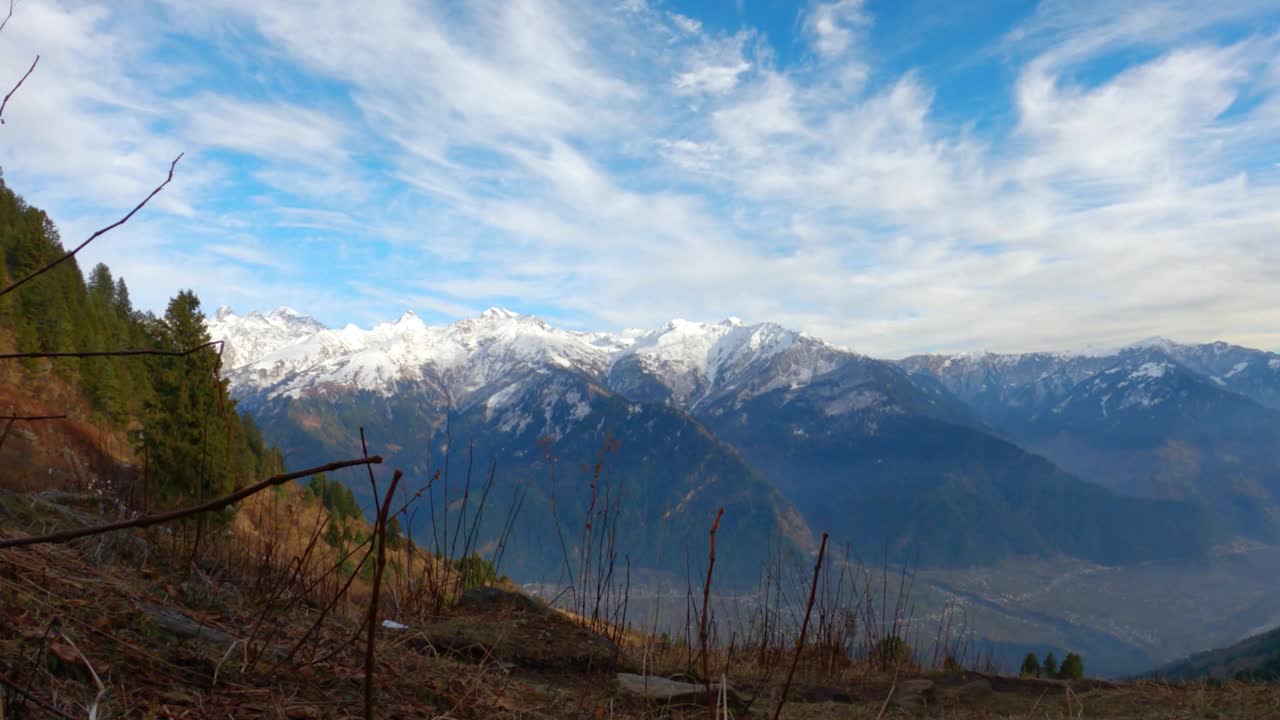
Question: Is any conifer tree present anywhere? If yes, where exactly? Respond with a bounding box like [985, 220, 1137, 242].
[1058, 653, 1084, 680]
[1042, 652, 1058, 678]
[1, 170, 279, 512]
[1020, 652, 1041, 677]
[141, 290, 235, 506]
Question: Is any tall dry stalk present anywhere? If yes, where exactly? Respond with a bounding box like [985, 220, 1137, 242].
[773, 532, 828, 720]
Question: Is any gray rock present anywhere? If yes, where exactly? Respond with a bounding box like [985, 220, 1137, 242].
[891, 678, 935, 712]
[138, 602, 236, 646]
[456, 585, 545, 613]
[616, 673, 746, 710]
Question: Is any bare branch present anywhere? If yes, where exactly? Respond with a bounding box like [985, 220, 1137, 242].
[0, 0, 14, 34]
[699, 506, 724, 717]
[0, 153, 182, 298]
[365, 468, 403, 720]
[772, 532, 829, 720]
[0, 455, 383, 550]
[0, 671, 76, 720]
[0, 414, 66, 421]
[0, 340, 222, 361]
[0, 54, 38, 124]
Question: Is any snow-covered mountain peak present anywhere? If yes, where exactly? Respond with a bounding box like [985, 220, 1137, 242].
[1125, 337, 1182, 354]
[206, 306, 327, 371]
[213, 306, 620, 403]
[609, 317, 847, 407]
[369, 310, 427, 337]
[481, 307, 520, 320]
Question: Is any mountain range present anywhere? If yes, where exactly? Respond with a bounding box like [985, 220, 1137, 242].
[207, 307, 1280, 586]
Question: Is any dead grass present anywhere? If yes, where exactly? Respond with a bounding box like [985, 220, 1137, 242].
[3, 493, 1280, 719]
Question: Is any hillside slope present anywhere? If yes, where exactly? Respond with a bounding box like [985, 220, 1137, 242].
[1156, 625, 1280, 682]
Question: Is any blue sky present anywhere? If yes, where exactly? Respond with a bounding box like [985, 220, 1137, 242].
[1, 0, 1279, 356]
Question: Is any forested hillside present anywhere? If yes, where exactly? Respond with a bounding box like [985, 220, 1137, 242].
[0, 170, 278, 507]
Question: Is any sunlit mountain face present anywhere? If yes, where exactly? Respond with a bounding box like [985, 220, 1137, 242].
[212, 307, 1280, 582]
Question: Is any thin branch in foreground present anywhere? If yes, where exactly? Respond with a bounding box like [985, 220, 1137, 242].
[0, 340, 222, 361]
[0, 671, 76, 720]
[0, 455, 383, 550]
[0, 153, 182, 298]
[700, 506, 724, 718]
[0, 0, 13, 34]
[0, 414, 67, 421]
[0, 54, 38, 125]
[772, 532, 829, 720]
[365, 468, 403, 720]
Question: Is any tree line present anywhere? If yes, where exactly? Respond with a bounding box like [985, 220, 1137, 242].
[1020, 650, 1085, 680]
[0, 168, 280, 509]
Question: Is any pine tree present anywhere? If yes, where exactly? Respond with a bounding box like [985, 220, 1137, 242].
[1020, 652, 1041, 677]
[309, 473, 329, 502]
[1058, 653, 1084, 680]
[0, 173, 284, 522]
[324, 519, 342, 548]
[1042, 652, 1058, 678]
[140, 290, 238, 507]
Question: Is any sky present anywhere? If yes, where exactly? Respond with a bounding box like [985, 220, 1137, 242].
[0, 0, 1278, 357]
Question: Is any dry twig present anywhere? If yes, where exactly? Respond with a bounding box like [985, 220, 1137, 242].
[772, 532, 829, 720]
[0, 456, 383, 549]
[0, 671, 76, 720]
[0, 54, 37, 124]
[700, 507, 724, 718]
[365, 468, 404, 720]
[0, 341, 222, 361]
[0, 0, 14, 34]
[0, 153, 182, 298]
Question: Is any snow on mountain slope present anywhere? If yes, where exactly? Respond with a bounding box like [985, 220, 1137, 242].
[607, 317, 851, 409]
[1053, 360, 1183, 417]
[209, 306, 865, 413]
[903, 338, 1280, 415]
[210, 307, 622, 405]
[211, 304, 1280, 424]
[205, 306, 326, 371]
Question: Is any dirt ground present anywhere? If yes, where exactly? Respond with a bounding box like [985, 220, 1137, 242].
[2, 517, 1278, 719]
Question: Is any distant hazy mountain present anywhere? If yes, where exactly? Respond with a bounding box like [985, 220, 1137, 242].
[1155, 624, 1280, 682]
[208, 307, 1235, 578]
[902, 343, 1280, 539]
[1127, 338, 1280, 411]
[602, 320, 1209, 565]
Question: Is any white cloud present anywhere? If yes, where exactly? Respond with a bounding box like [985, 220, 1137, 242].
[1, 0, 1279, 358]
[672, 30, 753, 95]
[804, 0, 870, 59]
[668, 12, 701, 34]
[177, 94, 353, 168]
[674, 61, 752, 95]
[1014, 44, 1253, 188]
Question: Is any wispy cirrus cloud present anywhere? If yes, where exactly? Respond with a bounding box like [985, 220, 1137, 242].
[0, 0, 1278, 356]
